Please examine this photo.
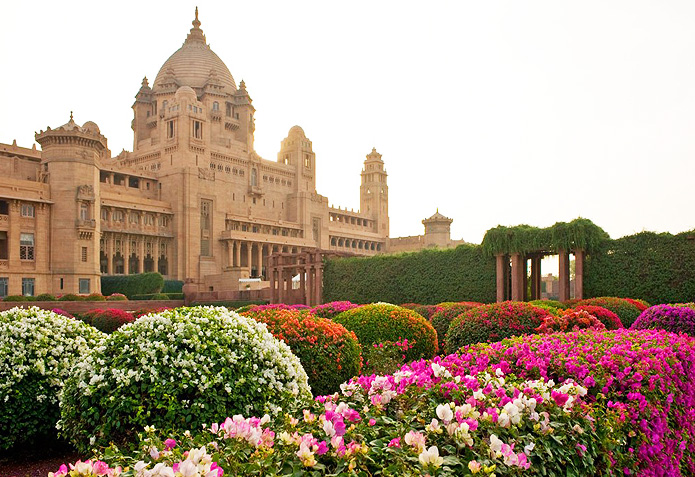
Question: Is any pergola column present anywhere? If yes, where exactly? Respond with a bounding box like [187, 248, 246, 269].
[278, 267, 285, 304]
[315, 260, 323, 306]
[511, 253, 525, 301]
[530, 256, 542, 300]
[574, 248, 585, 300]
[495, 254, 506, 303]
[226, 241, 233, 268]
[558, 249, 571, 302]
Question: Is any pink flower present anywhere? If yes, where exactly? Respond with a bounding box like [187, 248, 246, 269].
[164, 438, 177, 450]
[388, 437, 401, 448]
[369, 418, 376, 426]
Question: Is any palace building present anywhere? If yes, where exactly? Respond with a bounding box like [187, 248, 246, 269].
[0, 10, 463, 298]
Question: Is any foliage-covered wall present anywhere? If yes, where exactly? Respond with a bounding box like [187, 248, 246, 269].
[323, 244, 496, 304]
[585, 231, 695, 303]
[101, 272, 164, 298]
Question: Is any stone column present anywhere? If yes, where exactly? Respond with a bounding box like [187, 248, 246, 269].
[278, 267, 285, 304]
[153, 239, 160, 274]
[511, 253, 525, 301]
[227, 241, 233, 268]
[234, 240, 241, 267]
[315, 260, 323, 306]
[246, 242, 252, 272]
[300, 264, 307, 305]
[107, 235, 114, 275]
[495, 253, 507, 303]
[125, 238, 131, 274]
[574, 249, 585, 300]
[530, 256, 542, 300]
[558, 249, 571, 302]
[256, 243, 263, 278]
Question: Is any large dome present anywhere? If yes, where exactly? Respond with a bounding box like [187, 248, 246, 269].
[153, 9, 236, 94]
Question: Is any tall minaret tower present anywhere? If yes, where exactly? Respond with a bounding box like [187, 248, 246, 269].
[36, 114, 107, 294]
[360, 148, 389, 236]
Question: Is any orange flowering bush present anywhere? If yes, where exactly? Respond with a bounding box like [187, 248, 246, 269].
[536, 309, 606, 334]
[241, 308, 361, 396]
[334, 304, 438, 361]
[572, 305, 623, 330]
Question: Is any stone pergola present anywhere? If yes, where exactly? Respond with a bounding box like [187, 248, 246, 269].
[495, 248, 585, 302]
[267, 249, 349, 306]
[482, 219, 607, 303]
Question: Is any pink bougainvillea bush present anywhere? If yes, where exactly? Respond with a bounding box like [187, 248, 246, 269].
[631, 304, 695, 336]
[574, 297, 642, 328]
[311, 301, 361, 319]
[60, 346, 603, 476]
[430, 302, 483, 350]
[445, 301, 551, 354]
[399, 303, 444, 320]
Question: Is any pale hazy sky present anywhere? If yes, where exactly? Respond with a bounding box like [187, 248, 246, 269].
[2, 1, 695, 244]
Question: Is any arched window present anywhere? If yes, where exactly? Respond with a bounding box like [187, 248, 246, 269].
[162, 100, 168, 112]
[212, 101, 219, 111]
[251, 168, 257, 187]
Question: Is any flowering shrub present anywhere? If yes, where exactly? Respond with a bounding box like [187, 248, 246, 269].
[527, 302, 563, 316]
[0, 307, 105, 450]
[399, 303, 444, 320]
[575, 297, 642, 327]
[529, 299, 568, 310]
[334, 303, 438, 361]
[132, 307, 173, 319]
[572, 305, 623, 330]
[73, 355, 601, 476]
[311, 300, 361, 319]
[536, 309, 606, 334]
[241, 307, 362, 396]
[631, 304, 695, 336]
[87, 293, 107, 301]
[445, 301, 551, 354]
[59, 306, 311, 452]
[624, 298, 650, 311]
[82, 308, 135, 334]
[451, 329, 695, 475]
[105, 293, 128, 301]
[361, 339, 415, 375]
[430, 302, 484, 350]
[51, 308, 75, 319]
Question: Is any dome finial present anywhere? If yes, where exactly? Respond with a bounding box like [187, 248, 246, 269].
[186, 6, 206, 43]
[70, 111, 73, 121]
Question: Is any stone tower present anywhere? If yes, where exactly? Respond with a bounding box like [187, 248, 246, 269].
[360, 148, 389, 236]
[35, 115, 107, 294]
[423, 210, 453, 248]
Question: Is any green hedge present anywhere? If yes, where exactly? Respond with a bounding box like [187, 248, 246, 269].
[323, 244, 495, 304]
[100, 273, 164, 298]
[162, 280, 184, 294]
[584, 231, 695, 304]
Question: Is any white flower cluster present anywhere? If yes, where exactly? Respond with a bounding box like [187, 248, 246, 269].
[62, 306, 311, 436]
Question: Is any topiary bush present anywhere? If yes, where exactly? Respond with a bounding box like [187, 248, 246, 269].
[624, 297, 650, 312]
[59, 306, 311, 452]
[528, 302, 563, 316]
[333, 303, 438, 361]
[86, 293, 106, 301]
[82, 308, 135, 334]
[631, 304, 695, 336]
[35, 293, 56, 301]
[536, 309, 606, 334]
[311, 301, 361, 319]
[399, 303, 443, 320]
[2, 295, 28, 302]
[430, 302, 483, 350]
[572, 305, 623, 330]
[241, 307, 362, 396]
[445, 301, 551, 354]
[575, 297, 642, 328]
[58, 294, 83, 302]
[0, 307, 105, 450]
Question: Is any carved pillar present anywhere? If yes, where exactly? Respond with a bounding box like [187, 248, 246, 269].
[227, 241, 233, 268]
[106, 235, 114, 275]
[153, 239, 160, 274]
[234, 240, 241, 267]
[278, 267, 285, 304]
[138, 239, 144, 273]
[511, 253, 525, 301]
[125, 238, 131, 274]
[574, 249, 585, 300]
[558, 249, 571, 302]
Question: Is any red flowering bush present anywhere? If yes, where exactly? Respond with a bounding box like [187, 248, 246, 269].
[625, 298, 650, 312]
[575, 297, 642, 327]
[311, 301, 361, 319]
[572, 305, 623, 330]
[449, 329, 695, 475]
[82, 308, 135, 333]
[631, 304, 695, 336]
[105, 293, 128, 301]
[399, 303, 443, 320]
[430, 302, 483, 350]
[445, 301, 551, 353]
[333, 303, 438, 361]
[536, 309, 606, 334]
[241, 308, 361, 396]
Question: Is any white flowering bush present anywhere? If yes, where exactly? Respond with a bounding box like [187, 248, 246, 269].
[0, 306, 105, 450]
[58, 306, 312, 452]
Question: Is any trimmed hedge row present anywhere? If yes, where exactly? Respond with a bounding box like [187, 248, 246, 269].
[100, 272, 164, 298]
[323, 244, 496, 304]
[584, 230, 695, 304]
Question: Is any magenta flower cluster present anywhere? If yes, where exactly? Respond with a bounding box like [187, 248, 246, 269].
[310, 301, 361, 318]
[631, 304, 695, 336]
